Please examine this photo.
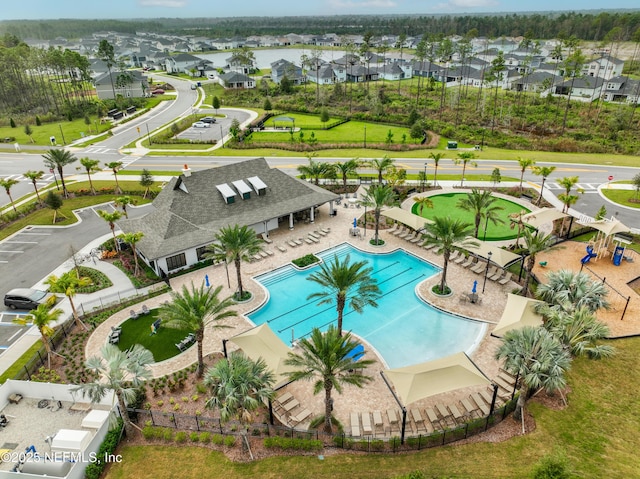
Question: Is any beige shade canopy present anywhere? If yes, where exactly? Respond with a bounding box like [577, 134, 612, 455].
[461, 239, 521, 268]
[229, 324, 296, 388]
[522, 207, 570, 229]
[384, 352, 491, 405]
[381, 207, 433, 231]
[491, 293, 544, 338]
[577, 218, 631, 237]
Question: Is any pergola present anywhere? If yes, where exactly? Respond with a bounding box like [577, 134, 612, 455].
[271, 115, 296, 130]
[381, 352, 495, 444]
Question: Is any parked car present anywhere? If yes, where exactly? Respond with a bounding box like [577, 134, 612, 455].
[151, 88, 165, 95]
[201, 116, 216, 124]
[192, 121, 210, 128]
[4, 288, 57, 310]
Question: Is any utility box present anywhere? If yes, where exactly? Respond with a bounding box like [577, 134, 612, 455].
[447, 141, 458, 150]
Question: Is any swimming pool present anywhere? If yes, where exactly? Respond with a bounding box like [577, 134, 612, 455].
[248, 244, 486, 369]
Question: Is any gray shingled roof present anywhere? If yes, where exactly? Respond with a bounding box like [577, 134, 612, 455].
[118, 158, 339, 260]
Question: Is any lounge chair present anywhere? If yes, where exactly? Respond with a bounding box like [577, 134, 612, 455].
[425, 407, 438, 424]
[410, 408, 424, 425]
[293, 239, 303, 246]
[393, 226, 406, 237]
[350, 412, 361, 437]
[372, 410, 384, 431]
[321, 227, 331, 234]
[315, 229, 327, 237]
[460, 256, 476, 268]
[309, 232, 320, 240]
[461, 398, 479, 418]
[485, 266, 499, 278]
[283, 399, 300, 412]
[470, 393, 490, 416]
[454, 253, 467, 264]
[361, 412, 373, 435]
[277, 245, 287, 253]
[253, 254, 263, 261]
[471, 261, 487, 274]
[388, 224, 398, 234]
[304, 238, 314, 245]
[398, 229, 411, 239]
[489, 269, 505, 281]
[449, 404, 464, 423]
[423, 243, 437, 251]
[449, 250, 461, 262]
[276, 392, 293, 405]
[129, 309, 138, 320]
[266, 250, 274, 256]
[261, 233, 272, 244]
[308, 235, 319, 243]
[404, 232, 416, 242]
[387, 409, 399, 426]
[287, 240, 297, 248]
[141, 305, 149, 315]
[290, 408, 312, 425]
[498, 272, 513, 285]
[259, 251, 269, 258]
[410, 234, 422, 244]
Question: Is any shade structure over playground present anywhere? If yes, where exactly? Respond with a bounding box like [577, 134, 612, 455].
[381, 207, 433, 231]
[522, 207, 570, 229]
[384, 352, 491, 405]
[229, 324, 296, 388]
[491, 293, 544, 338]
[577, 218, 631, 237]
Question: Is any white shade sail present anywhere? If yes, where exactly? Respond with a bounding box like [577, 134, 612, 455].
[381, 207, 433, 231]
[491, 293, 544, 338]
[461, 239, 521, 268]
[522, 207, 569, 229]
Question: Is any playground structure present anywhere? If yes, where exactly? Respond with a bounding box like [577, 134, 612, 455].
[579, 218, 633, 266]
[581, 245, 598, 265]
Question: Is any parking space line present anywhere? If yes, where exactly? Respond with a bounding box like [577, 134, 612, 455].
[0, 250, 24, 253]
[7, 330, 22, 342]
[4, 241, 38, 244]
[0, 261, 7, 263]
[18, 232, 51, 236]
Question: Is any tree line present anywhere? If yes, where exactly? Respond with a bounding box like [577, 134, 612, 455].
[0, 11, 638, 41]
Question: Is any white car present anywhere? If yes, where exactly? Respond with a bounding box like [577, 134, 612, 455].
[192, 121, 210, 128]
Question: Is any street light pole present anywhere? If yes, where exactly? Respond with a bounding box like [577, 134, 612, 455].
[220, 124, 225, 148]
[145, 123, 153, 145]
[482, 251, 493, 293]
[422, 162, 428, 192]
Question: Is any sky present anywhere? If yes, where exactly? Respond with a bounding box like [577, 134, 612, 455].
[2, 0, 639, 20]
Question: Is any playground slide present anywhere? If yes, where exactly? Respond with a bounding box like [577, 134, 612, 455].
[581, 245, 597, 265]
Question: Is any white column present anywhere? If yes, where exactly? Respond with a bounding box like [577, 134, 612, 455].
[310, 206, 315, 223]
[329, 201, 334, 216]
[289, 213, 294, 230]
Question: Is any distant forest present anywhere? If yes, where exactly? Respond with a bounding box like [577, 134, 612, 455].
[0, 11, 639, 41]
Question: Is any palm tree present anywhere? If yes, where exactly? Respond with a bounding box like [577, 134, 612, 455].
[13, 303, 63, 369]
[297, 157, 331, 186]
[536, 269, 610, 313]
[557, 176, 581, 213]
[0, 178, 20, 216]
[97, 209, 123, 250]
[413, 196, 434, 216]
[422, 216, 477, 294]
[532, 166, 557, 206]
[517, 157, 536, 194]
[105, 161, 123, 194]
[205, 224, 263, 300]
[558, 193, 579, 214]
[359, 184, 397, 245]
[429, 152, 445, 187]
[204, 351, 275, 428]
[45, 271, 92, 330]
[307, 254, 381, 336]
[541, 306, 615, 359]
[79, 157, 100, 194]
[23, 170, 45, 203]
[114, 195, 135, 219]
[508, 210, 529, 249]
[454, 152, 477, 187]
[495, 326, 571, 421]
[456, 188, 505, 239]
[120, 231, 144, 275]
[521, 229, 556, 298]
[285, 326, 374, 433]
[368, 156, 395, 184]
[162, 283, 237, 378]
[334, 158, 359, 190]
[77, 343, 154, 437]
[42, 148, 77, 198]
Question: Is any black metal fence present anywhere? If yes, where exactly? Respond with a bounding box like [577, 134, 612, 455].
[130, 397, 518, 454]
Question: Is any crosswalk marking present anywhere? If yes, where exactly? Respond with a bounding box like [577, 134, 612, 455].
[546, 182, 600, 191]
[84, 146, 113, 154]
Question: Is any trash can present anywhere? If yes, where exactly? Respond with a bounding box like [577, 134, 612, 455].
[447, 141, 458, 150]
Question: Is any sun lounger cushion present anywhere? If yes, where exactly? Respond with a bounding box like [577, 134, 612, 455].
[373, 410, 383, 427]
[350, 412, 361, 437]
[498, 272, 513, 285]
[291, 408, 312, 425]
[361, 413, 373, 434]
[425, 408, 438, 423]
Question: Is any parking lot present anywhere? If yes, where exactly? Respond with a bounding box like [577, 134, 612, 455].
[0, 312, 31, 356]
[177, 109, 251, 144]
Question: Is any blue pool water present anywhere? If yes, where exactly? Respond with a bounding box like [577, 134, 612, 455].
[248, 244, 486, 369]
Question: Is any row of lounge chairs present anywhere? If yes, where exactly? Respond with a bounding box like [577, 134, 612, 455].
[108, 326, 121, 345]
[129, 304, 149, 320]
[274, 392, 312, 427]
[175, 333, 195, 352]
[449, 251, 513, 285]
[284, 228, 331, 250]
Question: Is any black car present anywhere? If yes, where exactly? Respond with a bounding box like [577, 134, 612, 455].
[4, 288, 57, 310]
[201, 116, 216, 124]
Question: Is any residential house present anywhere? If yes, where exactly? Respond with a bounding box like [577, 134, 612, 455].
[582, 56, 624, 80]
[117, 158, 339, 277]
[602, 76, 640, 104]
[226, 52, 256, 74]
[512, 71, 563, 92]
[307, 64, 337, 85]
[165, 53, 202, 74]
[94, 70, 149, 100]
[553, 76, 605, 102]
[218, 71, 255, 89]
[270, 59, 305, 85]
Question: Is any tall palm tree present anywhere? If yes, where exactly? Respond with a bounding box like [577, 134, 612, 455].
[23, 170, 45, 203]
[557, 176, 581, 213]
[205, 224, 263, 300]
[541, 306, 615, 359]
[114, 195, 135, 219]
[13, 303, 63, 369]
[79, 157, 100, 195]
[120, 231, 144, 275]
[454, 152, 477, 187]
[456, 189, 505, 239]
[496, 326, 571, 421]
[413, 196, 434, 216]
[517, 157, 536, 194]
[359, 184, 397, 245]
[429, 152, 445, 187]
[297, 157, 332, 186]
[307, 254, 381, 336]
[285, 326, 374, 433]
[0, 178, 20, 216]
[333, 158, 359, 189]
[536, 269, 610, 313]
[45, 271, 92, 330]
[422, 216, 477, 294]
[77, 343, 154, 437]
[162, 283, 237, 378]
[521, 229, 557, 298]
[368, 156, 395, 184]
[204, 351, 274, 427]
[558, 193, 579, 214]
[508, 210, 529, 249]
[97, 209, 123, 250]
[532, 165, 557, 206]
[42, 148, 77, 198]
[105, 161, 123, 194]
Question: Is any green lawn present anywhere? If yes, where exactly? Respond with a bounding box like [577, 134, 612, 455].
[117, 309, 192, 362]
[412, 193, 530, 241]
[600, 189, 640, 209]
[105, 337, 640, 479]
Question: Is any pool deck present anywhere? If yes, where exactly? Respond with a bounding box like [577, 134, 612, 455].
[83, 188, 584, 436]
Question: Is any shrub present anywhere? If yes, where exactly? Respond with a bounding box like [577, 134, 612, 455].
[142, 425, 157, 440]
[190, 432, 200, 442]
[199, 431, 211, 443]
[223, 435, 236, 447]
[264, 436, 323, 451]
[211, 434, 224, 445]
[84, 419, 123, 479]
[175, 431, 187, 443]
[163, 428, 174, 441]
[532, 453, 571, 479]
[292, 254, 320, 268]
